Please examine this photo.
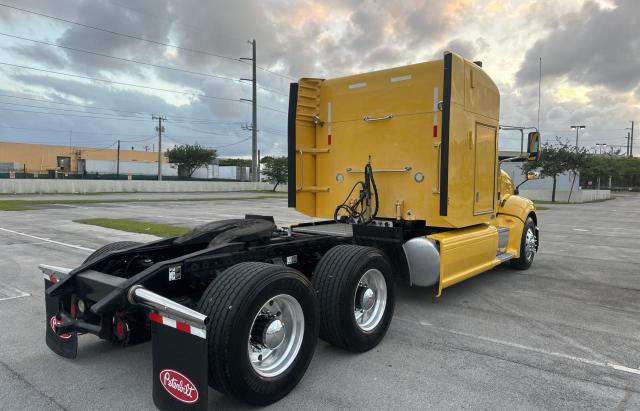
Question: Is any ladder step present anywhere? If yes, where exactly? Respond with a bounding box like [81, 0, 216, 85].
[496, 252, 514, 262]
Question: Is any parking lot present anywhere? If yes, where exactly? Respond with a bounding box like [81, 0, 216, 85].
[0, 192, 638, 410]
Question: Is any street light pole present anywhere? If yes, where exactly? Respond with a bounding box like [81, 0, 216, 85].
[570, 125, 585, 152]
[567, 125, 585, 203]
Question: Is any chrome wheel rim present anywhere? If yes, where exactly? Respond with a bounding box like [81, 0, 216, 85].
[353, 269, 387, 332]
[525, 227, 537, 261]
[248, 294, 304, 378]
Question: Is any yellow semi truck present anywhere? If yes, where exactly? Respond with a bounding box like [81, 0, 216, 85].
[289, 51, 540, 295]
[41, 52, 540, 408]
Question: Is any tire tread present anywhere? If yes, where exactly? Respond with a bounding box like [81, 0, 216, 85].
[312, 244, 394, 351]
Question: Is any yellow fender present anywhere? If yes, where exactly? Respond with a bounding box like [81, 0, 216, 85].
[495, 195, 537, 258]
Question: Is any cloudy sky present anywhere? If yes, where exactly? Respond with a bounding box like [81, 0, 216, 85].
[0, 0, 638, 157]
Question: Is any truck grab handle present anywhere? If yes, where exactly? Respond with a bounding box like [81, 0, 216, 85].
[363, 114, 394, 122]
[128, 285, 208, 327]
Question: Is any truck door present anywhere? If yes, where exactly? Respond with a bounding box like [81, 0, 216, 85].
[473, 123, 496, 215]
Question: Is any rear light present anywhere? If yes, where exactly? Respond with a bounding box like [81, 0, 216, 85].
[114, 318, 129, 341]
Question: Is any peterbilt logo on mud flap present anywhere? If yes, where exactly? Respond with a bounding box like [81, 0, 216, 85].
[49, 316, 72, 339]
[159, 369, 199, 404]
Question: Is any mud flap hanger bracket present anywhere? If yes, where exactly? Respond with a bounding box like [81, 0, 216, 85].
[127, 285, 208, 328]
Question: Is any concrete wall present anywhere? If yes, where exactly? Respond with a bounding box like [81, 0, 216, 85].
[579, 189, 611, 202]
[500, 162, 610, 203]
[215, 166, 251, 181]
[519, 188, 610, 203]
[0, 179, 281, 194]
[501, 162, 575, 190]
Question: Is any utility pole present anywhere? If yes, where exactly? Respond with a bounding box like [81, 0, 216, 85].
[116, 139, 121, 178]
[240, 39, 258, 181]
[627, 132, 631, 157]
[258, 149, 261, 181]
[631, 121, 635, 157]
[152, 115, 166, 181]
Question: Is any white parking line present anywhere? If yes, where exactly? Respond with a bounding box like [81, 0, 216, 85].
[396, 317, 640, 376]
[0, 227, 95, 252]
[0, 282, 30, 301]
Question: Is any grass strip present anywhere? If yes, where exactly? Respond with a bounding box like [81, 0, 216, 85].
[74, 218, 190, 237]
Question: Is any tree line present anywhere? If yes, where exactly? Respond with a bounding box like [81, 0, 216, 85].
[165, 144, 287, 190]
[522, 138, 640, 201]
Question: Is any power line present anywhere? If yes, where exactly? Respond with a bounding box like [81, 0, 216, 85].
[0, 93, 150, 117]
[541, 128, 628, 133]
[0, 101, 145, 118]
[214, 138, 251, 149]
[0, 32, 288, 96]
[0, 2, 238, 63]
[173, 123, 249, 138]
[0, 107, 153, 122]
[0, 93, 247, 124]
[0, 124, 235, 146]
[0, 101, 252, 128]
[0, 32, 235, 82]
[255, 65, 296, 81]
[0, 124, 155, 137]
[0, 135, 155, 148]
[258, 129, 286, 137]
[0, 61, 237, 102]
[81, 141, 118, 151]
[0, 2, 296, 81]
[0, 61, 287, 113]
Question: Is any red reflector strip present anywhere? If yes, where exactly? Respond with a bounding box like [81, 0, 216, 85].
[176, 321, 191, 333]
[149, 311, 163, 324]
[148, 311, 205, 339]
[433, 125, 438, 137]
[328, 134, 332, 145]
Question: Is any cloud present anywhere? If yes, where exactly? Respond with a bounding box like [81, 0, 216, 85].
[516, 0, 640, 91]
[0, 0, 637, 156]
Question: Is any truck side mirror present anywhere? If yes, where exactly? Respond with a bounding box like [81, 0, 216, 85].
[527, 132, 541, 161]
[527, 171, 540, 180]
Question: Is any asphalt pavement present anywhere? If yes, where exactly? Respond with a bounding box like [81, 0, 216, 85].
[0, 192, 638, 410]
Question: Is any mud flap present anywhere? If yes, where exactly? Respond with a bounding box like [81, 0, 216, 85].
[150, 312, 208, 410]
[44, 276, 78, 359]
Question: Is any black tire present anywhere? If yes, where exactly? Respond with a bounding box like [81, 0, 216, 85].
[510, 217, 537, 270]
[83, 241, 141, 265]
[196, 262, 319, 405]
[312, 244, 395, 352]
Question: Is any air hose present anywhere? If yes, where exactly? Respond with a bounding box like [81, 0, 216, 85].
[333, 159, 379, 224]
